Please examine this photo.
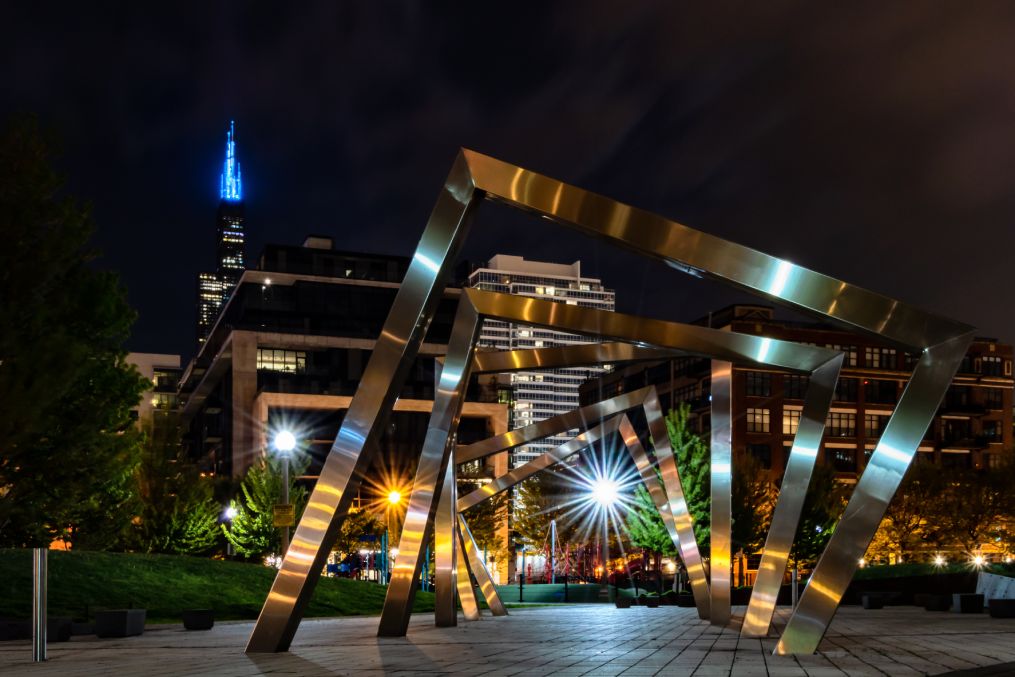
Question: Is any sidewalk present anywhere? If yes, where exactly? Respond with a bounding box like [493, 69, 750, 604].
[1, 605, 1014, 676]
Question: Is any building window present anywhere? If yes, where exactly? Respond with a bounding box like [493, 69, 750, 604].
[825, 344, 858, 367]
[864, 347, 897, 369]
[826, 412, 856, 437]
[256, 348, 307, 373]
[827, 447, 857, 472]
[783, 409, 801, 435]
[748, 443, 772, 469]
[987, 453, 1002, 469]
[746, 408, 770, 433]
[864, 413, 889, 438]
[784, 375, 808, 399]
[985, 389, 1004, 409]
[982, 355, 1003, 376]
[150, 392, 178, 410]
[982, 420, 1001, 440]
[834, 378, 857, 402]
[864, 379, 897, 404]
[745, 372, 771, 397]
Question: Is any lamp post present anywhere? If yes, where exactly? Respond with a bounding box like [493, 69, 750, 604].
[274, 430, 297, 555]
[385, 489, 402, 584]
[591, 477, 619, 602]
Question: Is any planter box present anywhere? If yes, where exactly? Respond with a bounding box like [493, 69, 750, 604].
[95, 609, 146, 638]
[182, 609, 215, 631]
[48, 617, 73, 642]
[642, 597, 660, 608]
[862, 594, 887, 610]
[676, 594, 695, 608]
[924, 595, 952, 612]
[988, 599, 1015, 618]
[614, 597, 633, 609]
[952, 594, 984, 614]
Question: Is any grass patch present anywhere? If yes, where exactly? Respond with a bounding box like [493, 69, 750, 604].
[0, 549, 433, 624]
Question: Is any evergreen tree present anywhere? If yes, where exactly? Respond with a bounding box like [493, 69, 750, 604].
[666, 404, 710, 553]
[223, 454, 309, 558]
[624, 482, 675, 573]
[132, 420, 222, 555]
[0, 118, 148, 548]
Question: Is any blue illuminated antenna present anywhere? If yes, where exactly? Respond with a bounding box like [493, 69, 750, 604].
[220, 120, 242, 201]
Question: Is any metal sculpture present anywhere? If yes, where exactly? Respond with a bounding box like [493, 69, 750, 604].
[247, 149, 973, 655]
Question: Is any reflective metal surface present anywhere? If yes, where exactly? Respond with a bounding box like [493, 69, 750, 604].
[456, 384, 712, 619]
[377, 296, 481, 637]
[775, 332, 972, 654]
[458, 514, 507, 616]
[709, 361, 733, 626]
[250, 149, 974, 655]
[741, 353, 843, 638]
[454, 527, 480, 621]
[471, 342, 679, 374]
[434, 459, 458, 627]
[246, 153, 478, 653]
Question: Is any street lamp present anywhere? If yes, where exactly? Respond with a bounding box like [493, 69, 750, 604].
[274, 430, 297, 555]
[382, 488, 404, 584]
[591, 478, 619, 601]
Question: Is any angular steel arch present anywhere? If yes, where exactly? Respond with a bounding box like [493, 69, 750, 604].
[247, 150, 973, 655]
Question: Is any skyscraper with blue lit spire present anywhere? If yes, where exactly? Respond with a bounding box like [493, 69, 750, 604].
[197, 120, 247, 345]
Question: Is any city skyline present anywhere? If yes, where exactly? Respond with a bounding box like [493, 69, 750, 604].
[4, 4, 1015, 361]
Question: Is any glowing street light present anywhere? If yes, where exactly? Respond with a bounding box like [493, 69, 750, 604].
[224, 506, 238, 520]
[274, 430, 297, 454]
[591, 478, 619, 507]
[273, 429, 298, 555]
[387, 490, 403, 506]
[972, 554, 986, 568]
[933, 554, 946, 567]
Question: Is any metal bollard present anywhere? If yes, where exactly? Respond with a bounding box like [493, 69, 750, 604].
[33, 548, 47, 662]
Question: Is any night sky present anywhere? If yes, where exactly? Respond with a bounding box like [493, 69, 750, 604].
[4, 3, 1015, 361]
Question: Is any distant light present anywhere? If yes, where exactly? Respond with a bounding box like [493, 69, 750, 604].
[815, 525, 823, 533]
[973, 555, 986, 568]
[665, 561, 676, 573]
[591, 478, 619, 507]
[224, 506, 238, 520]
[858, 558, 866, 568]
[274, 430, 297, 453]
[933, 555, 946, 567]
[387, 490, 402, 506]
[1005, 556, 1012, 564]
[390, 548, 399, 558]
[264, 278, 272, 286]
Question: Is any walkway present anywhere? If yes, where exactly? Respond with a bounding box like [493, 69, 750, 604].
[2, 605, 1014, 676]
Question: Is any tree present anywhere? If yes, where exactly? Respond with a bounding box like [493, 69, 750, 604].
[331, 507, 383, 560]
[0, 118, 148, 548]
[731, 453, 774, 556]
[880, 460, 945, 561]
[222, 454, 309, 558]
[132, 420, 221, 555]
[931, 463, 1014, 554]
[789, 463, 845, 567]
[459, 479, 509, 567]
[666, 404, 710, 553]
[625, 482, 675, 574]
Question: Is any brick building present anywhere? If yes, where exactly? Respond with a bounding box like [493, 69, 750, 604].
[580, 304, 1013, 481]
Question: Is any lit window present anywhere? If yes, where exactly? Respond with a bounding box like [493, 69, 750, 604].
[746, 408, 770, 433]
[783, 410, 801, 435]
[256, 348, 307, 373]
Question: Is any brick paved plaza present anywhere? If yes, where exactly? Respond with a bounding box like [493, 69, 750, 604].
[2, 605, 1015, 676]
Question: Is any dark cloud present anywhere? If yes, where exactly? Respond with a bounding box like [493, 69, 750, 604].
[3, 2, 1014, 359]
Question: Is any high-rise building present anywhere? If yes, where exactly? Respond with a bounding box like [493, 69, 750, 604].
[467, 255, 616, 467]
[196, 121, 246, 345]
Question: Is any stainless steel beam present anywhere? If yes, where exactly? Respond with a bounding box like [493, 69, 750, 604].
[434, 458, 458, 627]
[709, 360, 733, 626]
[775, 333, 973, 653]
[246, 152, 479, 653]
[458, 513, 507, 616]
[455, 529, 480, 622]
[376, 295, 482, 637]
[741, 353, 843, 638]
